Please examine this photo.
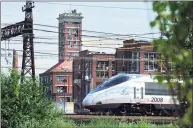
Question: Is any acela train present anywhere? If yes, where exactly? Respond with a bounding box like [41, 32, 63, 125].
[82, 74, 181, 116]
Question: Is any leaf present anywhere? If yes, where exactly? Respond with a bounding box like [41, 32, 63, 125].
[1, 71, 62, 128]
[154, 75, 166, 83]
[150, 20, 158, 27]
[151, 1, 193, 127]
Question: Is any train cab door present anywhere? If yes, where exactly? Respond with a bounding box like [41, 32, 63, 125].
[133, 83, 144, 103]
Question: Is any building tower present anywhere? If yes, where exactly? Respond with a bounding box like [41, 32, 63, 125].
[57, 9, 84, 62]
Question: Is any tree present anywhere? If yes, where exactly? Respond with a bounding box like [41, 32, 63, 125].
[150, 1, 193, 127]
[1, 70, 63, 128]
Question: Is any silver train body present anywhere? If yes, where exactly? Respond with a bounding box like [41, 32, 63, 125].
[82, 74, 181, 116]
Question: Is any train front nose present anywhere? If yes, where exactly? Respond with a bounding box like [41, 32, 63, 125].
[82, 94, 93, 107]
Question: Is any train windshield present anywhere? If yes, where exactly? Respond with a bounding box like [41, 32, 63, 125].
[100, 74, 130, 88]
[89, 74, 130, 94]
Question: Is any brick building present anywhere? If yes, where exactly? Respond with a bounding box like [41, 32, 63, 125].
[72, 50, 115, 112]
[115, 39, 174, 74]
[39, 9, 83, 103]
[39, 61, 73, 102]
[115, 39, 159, 74]
[57, 9, 83, 61]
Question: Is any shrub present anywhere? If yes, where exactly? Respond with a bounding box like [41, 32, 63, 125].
[1, 70, 71, 128]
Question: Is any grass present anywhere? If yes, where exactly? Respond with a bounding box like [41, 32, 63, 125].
[78, 119, 178, 128]
[17, 117, 77, 128]
[20, 117, 178, 128]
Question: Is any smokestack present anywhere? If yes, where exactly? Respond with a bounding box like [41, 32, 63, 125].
[12, 49, 18, 72]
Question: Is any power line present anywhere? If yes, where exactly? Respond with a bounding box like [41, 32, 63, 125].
[1, 39, 123, 50]
[1, 41, 159, 54]
[4, 34, 157, 43]
[32, 28, 145, 41]
[1, 34, 153, 43]
[1, 49, 168, 62]
[1, 55, 163, 70]
[2, 24, 158, 42]
[2, 39, 152, 46]
[1, 48, 58, 55]
[41, 2, 153, 10]
[33, 23, 160, 37]
[1, 66, 51, 70]
[32, 28, 158, 41]
[1, 55, 165, 72]
[1, 23, 160, 43]
[2, 66, 163, 75]
[0, 34, 58, 40]
[1, 22, 161, 38]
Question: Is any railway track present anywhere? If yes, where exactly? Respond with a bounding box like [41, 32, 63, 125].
[64, 114, 179, 124]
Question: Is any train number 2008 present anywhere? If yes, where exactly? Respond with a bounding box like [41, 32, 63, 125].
[151, 97, 163, 102]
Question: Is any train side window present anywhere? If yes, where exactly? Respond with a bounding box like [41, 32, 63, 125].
[145, 82, 169, 95]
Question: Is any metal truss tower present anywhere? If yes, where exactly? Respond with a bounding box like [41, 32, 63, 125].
[21, 1, 35, 83]
[1, 1, 35, 83]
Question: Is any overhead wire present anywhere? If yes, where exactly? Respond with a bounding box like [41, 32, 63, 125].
[2, 38, 153, 46]
[1, 2, 157, 44]
[31, 28, 158, 41]
[1, 48, 168, 62]
[2, 28, 158, 52]
[1, 22, 160, 38]
[1, 48, 57, 55]
[1, 28, 158, 53]
[1, 41, 158, 54]
[33, 23, 160, 37]
[1, 24, 161, 50]
[1, 24, 160, 49]
[40, 2, 153, 10]
[2, 34, 157, 45]
[1, 23, 161, 63]
[33, 23, 160, 41]
[1, 66, 53, 70]
[1, 21, 160, 54]
[1, 57, 163, 72]
[1, 22, 160, 41]
[1, 66, 162, 74]
[0, 57, 162, 71]
[1, 4, 165, 74]
[2, 29, 158, 43]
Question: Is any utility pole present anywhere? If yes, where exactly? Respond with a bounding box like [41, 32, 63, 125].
[62, 76, 68, 114]
[63, 92, 66, 114]
[80, 57, 86, 114]
[21, 1, 35, 84]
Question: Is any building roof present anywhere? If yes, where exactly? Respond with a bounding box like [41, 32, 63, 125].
[123, 39, 150, 44]
[40, 61, 73, 75]
[81, 50, 115, 56]
[115, 39, 153, 50]
[57, 9, 84, 20]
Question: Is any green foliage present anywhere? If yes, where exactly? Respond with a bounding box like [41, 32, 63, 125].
[16, 117, 77, 128]
[0, 71, 178, 128]
[150, 1, 193, 127]
[1, 70, 66, 128]
[78, 119, 177, 128]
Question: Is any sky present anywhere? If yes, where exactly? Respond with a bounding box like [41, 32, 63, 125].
[1, 2, 160, 76]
